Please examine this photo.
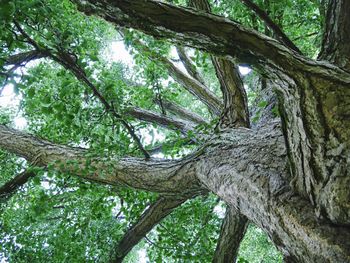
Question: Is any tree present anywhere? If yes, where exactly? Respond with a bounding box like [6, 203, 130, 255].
[0, 0, 349, 262]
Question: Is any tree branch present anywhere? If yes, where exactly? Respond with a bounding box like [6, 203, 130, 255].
[238, 0, 301, 54]
[319, 0, 350, 71]
[111, 196, 188, 262]
[212, 206, 248, 263]
[4, 50, 48, 67]
[0, 170, 36, 202]
[12, 22, 150, 159]
[125, 107, 197, 135]
[130, 39, 223, 115]
[154, 98, 208, 126]
[188, 0, 250, 128]
[73, 0, 350, 83]
[175, 46, 206, 85]
[0, 125, 203, 196]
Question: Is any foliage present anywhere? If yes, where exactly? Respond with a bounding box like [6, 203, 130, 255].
[0, 0, 325, 261]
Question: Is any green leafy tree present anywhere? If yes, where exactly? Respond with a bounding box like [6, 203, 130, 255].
[0, 0, 349, 262]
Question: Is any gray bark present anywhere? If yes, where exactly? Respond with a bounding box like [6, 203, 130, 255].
[1, 123, 349, 262]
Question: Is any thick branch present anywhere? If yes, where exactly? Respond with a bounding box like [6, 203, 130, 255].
[126, 107, 197, 135]
[188, 0, 250, 128]
[0, 125, 202, 196]
[319, 0, 350, 71]
[154, 98, 208, 126]
[4, 50, 48, 67]
[212, 58, 250, 128]
[73, 0, 350, 84]
[0, 170, 36, 202]
[212, 206, 248, 263]
[111, 196, 187, 262]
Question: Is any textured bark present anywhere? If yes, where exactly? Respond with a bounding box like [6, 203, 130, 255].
[319, 0, 350, 71]
[74, 0, 350, 83]
[2, 123, 349, 262]
[125, 107, 197, 135]
[212, 206, 248, 263]
[0, 170, 36, 202]
[273, 72, 350, 224]
[212, 58, 250, 129]
[0, 125, 202, 196]
[111, 196, 187, 262]
[195, 122, 350, 262]
[189, 0, 250, 129]
[189, 2, 251, 260]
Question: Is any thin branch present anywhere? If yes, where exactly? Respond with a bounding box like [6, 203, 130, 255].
[212, 206, 248, 263]
[128, 38, 223, 116]
[110, 196, 188, 262]
[13, 22, 150, 159]
[175, 46, 206, 85]
[51, 53, 150, 159]
[0, 170, 36, 202]
[238, 0, 302, 54]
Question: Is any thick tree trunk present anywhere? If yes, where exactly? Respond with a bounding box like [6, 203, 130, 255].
[195, 122, 350, 262]
[74, 0, 350, 225]
[1, 122, 349, 262]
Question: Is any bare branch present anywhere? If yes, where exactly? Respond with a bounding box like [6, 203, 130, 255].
[154, 98, 208, 126]
[175, 46, 206, 85]
[238, 0, 301, 54]
[0, 170, 36, 202]
[127, 38, 223, 115]
[188, 0, 250, 128]
[111, 196, 188, 262]
[212, 206, 248, 263]
[0, 125, 203, 195]
[126, 107, 197, 135]
[73, 0, 350, 83]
